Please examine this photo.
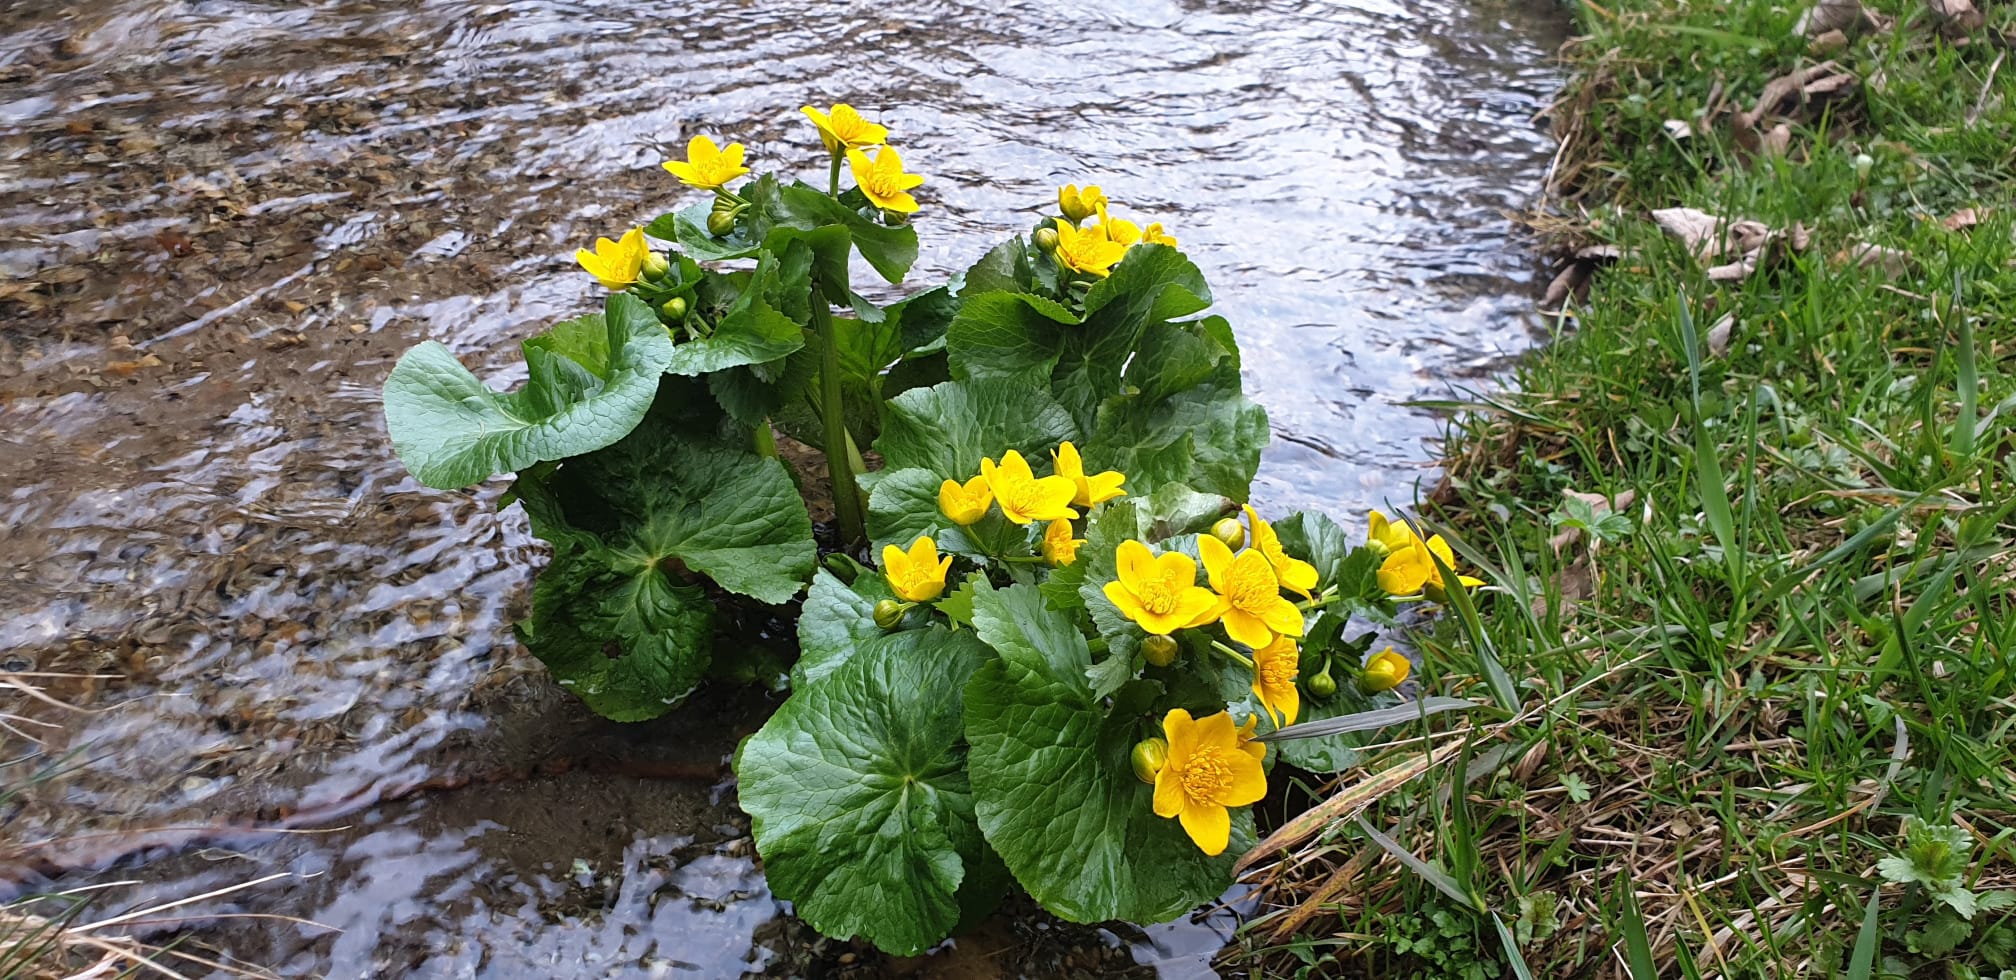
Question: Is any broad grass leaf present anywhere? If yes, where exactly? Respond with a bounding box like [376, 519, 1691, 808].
[383, 292, 674, 488]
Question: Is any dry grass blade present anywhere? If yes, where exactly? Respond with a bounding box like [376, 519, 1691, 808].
[1, 874, 303, 980]
[1234, 738, 1467, 876]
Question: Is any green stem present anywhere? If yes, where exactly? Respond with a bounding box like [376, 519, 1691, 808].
[828, 149, 843, 198]
[1210, 640, 1255, 670]
[1296, 592, 1343, 612]
[809, 275, 865, 545]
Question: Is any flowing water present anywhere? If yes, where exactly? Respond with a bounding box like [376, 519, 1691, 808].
[0, 1, 1563, 975]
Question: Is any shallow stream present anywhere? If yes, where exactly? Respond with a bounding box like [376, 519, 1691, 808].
[0, 1, 1562, 975]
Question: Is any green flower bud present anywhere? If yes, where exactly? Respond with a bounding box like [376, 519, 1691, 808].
[707, 210, 737, 238]
[1142, 633, 1179, 667]
[640, 253, 671, 281]
[661, 296, 688, 319]
[1306, 660, 1338, 699]
[1033, 227, 1060, 253]
[872, 599, 904, 630]
[1131, 737, 1168, 784]
[1210, 516, 1246, 551]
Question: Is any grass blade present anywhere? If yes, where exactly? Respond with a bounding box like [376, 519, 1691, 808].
[1617, 874, 1659, 980]
[1355, 815, 1478, 911]
[1846, 885, 1882, 980]
[1494, 912, 1539, 980]
[1255, 696, 1481, 742]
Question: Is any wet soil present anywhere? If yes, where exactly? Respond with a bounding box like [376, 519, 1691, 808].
[0, 0, 1563, 975]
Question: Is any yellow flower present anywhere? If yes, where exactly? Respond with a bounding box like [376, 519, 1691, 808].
[1376, 532, 1485, 597]
[938, 475, 993, 526]
[980, 450, 1078, 525]
[1052, 441, 1126, 509]
[575, 227, 649, 290]
[1041, 519, 1083, 567]
[1094, 205, 1142, 246]
[847, 145, 925, 214]
[1234, 713, 1267, 762]
[1198, 535, 1305, 650]
[662, 135, 750, 191]
[1153, 709, 1268, 856]
[882, 535, 951, 602]
[1361, 648, 1411, 693]
[1243, 505, 1319, 598]
[1102, 540, 1225, 635]
[801, 103, 887, 152]
[1058, 184, 1106, 224]
[1366, 509, 1416, 556]
[1051, 218, 1129, 278]
[1251, 635, 1300, 727]
[1141, 223, 1179, 247]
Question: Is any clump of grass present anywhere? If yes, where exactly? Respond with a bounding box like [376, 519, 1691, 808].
[1235, 0, 2016, 975]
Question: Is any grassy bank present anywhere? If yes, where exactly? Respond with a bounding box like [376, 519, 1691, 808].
[1236, 0, 2015, 976]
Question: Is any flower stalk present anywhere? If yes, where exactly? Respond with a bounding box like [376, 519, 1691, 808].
[809, 274, 866, 545]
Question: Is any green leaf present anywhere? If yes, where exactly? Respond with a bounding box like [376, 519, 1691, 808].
[1082, 243, 1211, 326]
[516, 548, 713, 721]
[775, 182, 920, 284]
[794, 569, 896, 687]
[874, 378, 1078, 479]
[964, 583, 1249, 923]
[945, 291, 1083, 384]
[957, 237, 1033, 297]
[1086, 371, 1268, 501]
[664, 250, 808, 376]
[517, 417, 814, 606]
[384, 293, 675, 489]
[737, 626, 991, 955]
[1273, 512, 1354, 592]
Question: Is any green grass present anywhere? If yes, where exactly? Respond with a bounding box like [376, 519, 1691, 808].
[1234, 0, 2016, 976]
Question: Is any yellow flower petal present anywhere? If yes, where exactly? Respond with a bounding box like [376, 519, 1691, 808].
[848, 145, 924, 214]
[1179, 799, 1232, 856]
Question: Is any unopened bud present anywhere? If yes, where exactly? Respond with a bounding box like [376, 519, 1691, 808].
[641, 253, 671, 280]
[1360, 648, 1411, 694]
[1131, 737, 1168, 784]
[1033, 227, 1060, 253]
[1306, 661, 1338, 699]
[707, 210, 737, 237]
[1210, 517, 1245, 551]
[872, 599, 904, 630]
[661, 296, 688, 319]
[1142, 634, 1179, 667]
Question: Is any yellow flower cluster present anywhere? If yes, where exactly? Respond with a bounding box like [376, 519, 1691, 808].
[936, 441, 1124, 568]
[1366, 511, 1484, 600]
[1048, 184, 1180, 277]
[1103, 506, 1312, 736]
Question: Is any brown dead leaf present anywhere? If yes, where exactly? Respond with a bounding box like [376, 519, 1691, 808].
[1541, 245, 1624, 311]
[1810, 28, 1850, 53]
[1653, 210, 1810, 282]
[1838, 242, 1910, 279]
[1707, 312, 1737, 357]
[1796, 0, 1892, 37]
[1942, 207, 1983, 232]
[1926, 0, 1986, 34]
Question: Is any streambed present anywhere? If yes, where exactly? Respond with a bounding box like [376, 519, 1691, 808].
[0, 1, 1562, 975]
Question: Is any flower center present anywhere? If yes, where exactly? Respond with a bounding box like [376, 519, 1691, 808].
[1137, 580, 1178, 616]
[861, 166, 902, 198]
[1005, 484, 1046, 516]
[1259, 656, 1295, 687]
[1228, 572, 1273, 610]
[1178, 747, 1234, 805]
